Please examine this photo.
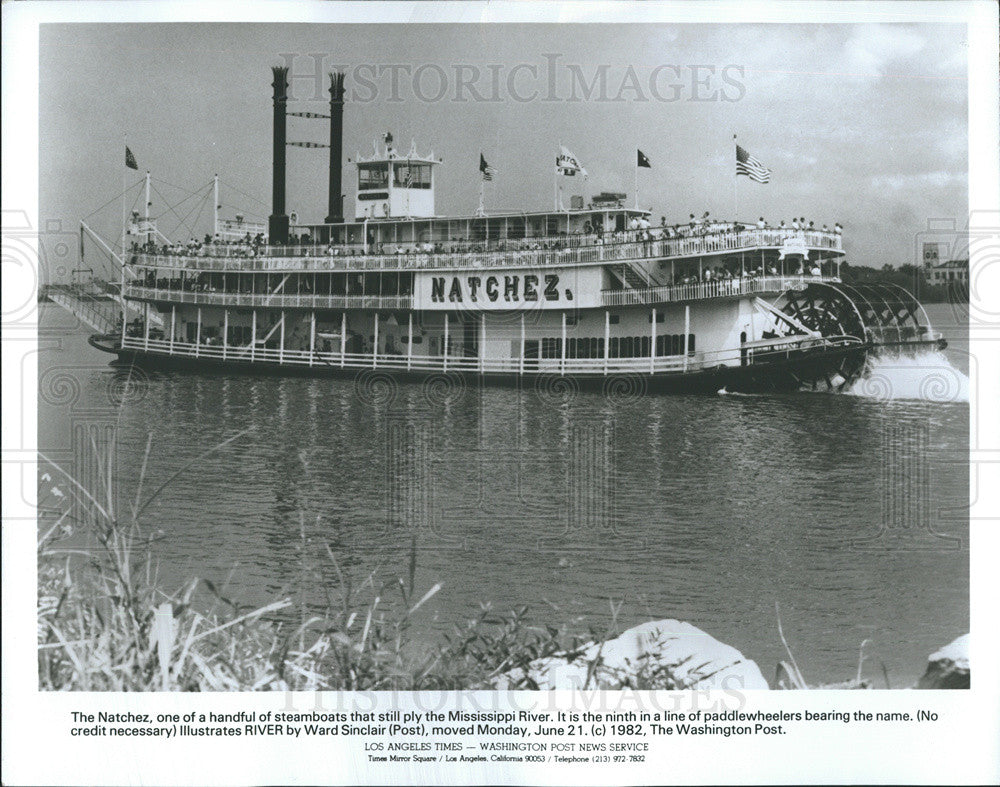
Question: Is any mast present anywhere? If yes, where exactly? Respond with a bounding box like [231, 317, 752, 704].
[634, 151, 638, 210]
[144, 169, 152, 247]
[732, 133, 738, 220]
[553, 144, 558, 211]
[120, 135, 128, 343]
[213, 173, 219, 239]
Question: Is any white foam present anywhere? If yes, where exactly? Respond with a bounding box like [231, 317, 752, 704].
[844, 351, 969, 403]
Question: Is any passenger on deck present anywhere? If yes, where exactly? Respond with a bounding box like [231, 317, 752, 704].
[757, 217, 766, 229]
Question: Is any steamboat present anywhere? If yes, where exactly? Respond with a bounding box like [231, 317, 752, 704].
[86, 68, 944, 393]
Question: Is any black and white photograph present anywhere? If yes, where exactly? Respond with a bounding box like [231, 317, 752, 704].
[3, 1, 999, 784]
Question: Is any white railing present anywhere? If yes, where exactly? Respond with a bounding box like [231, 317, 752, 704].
[122, 286, 412, 310]
[127, 229, 842, 274]
[601, 275, 838, 306]
[120, 333, 856, 376]
[124, 276, 838, 310]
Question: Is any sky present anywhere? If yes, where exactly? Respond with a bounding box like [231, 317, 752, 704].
[39, 21, 968, 279]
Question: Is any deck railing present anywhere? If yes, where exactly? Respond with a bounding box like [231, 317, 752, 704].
[121, 286, 413, 310]
[601, 275, 837, 306]
[124, 275, 839, 309]
[128, 229, 842, 274]
[120, 333, 853, 377]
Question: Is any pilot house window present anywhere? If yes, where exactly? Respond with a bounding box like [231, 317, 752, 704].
[392, 163, 432, 189]
[358, 163, 389, 190]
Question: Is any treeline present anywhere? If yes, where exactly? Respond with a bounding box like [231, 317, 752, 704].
[839, 263, 967, 304]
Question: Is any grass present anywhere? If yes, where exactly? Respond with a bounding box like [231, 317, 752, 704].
[36, 429, 584, 691]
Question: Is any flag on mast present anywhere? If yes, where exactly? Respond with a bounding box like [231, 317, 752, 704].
[479, 153, 497, 181]
[125, 146, 138, 170]
[637, 149, 651, 168]
[556, 146, 587, 177]
[735, 142, 770, 183]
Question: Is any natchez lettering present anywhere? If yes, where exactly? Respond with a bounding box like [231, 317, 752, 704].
[96, 712, 151, 723]
[430, 274, 571, 303]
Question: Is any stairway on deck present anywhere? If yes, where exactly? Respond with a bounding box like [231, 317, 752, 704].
[619, 263, 651, 289]
[606, 262, 667, 305]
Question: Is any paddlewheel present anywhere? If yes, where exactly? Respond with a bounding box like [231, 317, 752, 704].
[775, 282, 942, 390]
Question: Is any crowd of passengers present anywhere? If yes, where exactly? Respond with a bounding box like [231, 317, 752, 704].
[129, 211, 842, 262]
[669, 258, 827, 286]
[135, 257, 829, 294]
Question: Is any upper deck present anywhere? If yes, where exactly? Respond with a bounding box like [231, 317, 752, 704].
[128, 223, 843, 275]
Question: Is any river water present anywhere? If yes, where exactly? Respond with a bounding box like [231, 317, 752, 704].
[38, 301, 969, 688]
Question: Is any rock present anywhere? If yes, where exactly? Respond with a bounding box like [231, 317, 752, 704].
[916, 633, 970, 689]
[492, 619, 769, 690]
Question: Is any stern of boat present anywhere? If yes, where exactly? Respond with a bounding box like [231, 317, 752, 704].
[765, 281, 946, 391]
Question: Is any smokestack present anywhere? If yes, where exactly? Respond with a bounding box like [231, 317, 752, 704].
[325, 71, 346, 228]
[268, 66, 290, 245]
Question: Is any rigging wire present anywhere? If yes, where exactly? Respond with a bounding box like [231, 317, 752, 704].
[84, 174, 271, 253]
[149, 181, 210, 241]
[82, 177, 145, 223]
[164, 187, 212, 242]
[150, 180, 210, 215]
[150, 175, 214, 200]
[146, 176, 214, 232]
[220, 178, 270, 210]
[188, 188, 213, 238]
[172, 188, 214, 240]
[146, 185, 205, 233]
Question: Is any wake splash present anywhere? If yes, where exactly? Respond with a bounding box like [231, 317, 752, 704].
[844, 351, 969, 403]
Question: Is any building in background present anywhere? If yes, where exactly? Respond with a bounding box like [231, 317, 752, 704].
[926, 258, 969, 286]
[922, 241, 943, 267]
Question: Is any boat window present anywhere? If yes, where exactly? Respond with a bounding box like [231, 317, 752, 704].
[392, 163, 432, 189]
[358, 163, 389, 190]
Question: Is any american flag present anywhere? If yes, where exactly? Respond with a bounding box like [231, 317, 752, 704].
[480, 153, 497, 181]
[736, 143, 770, 184]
